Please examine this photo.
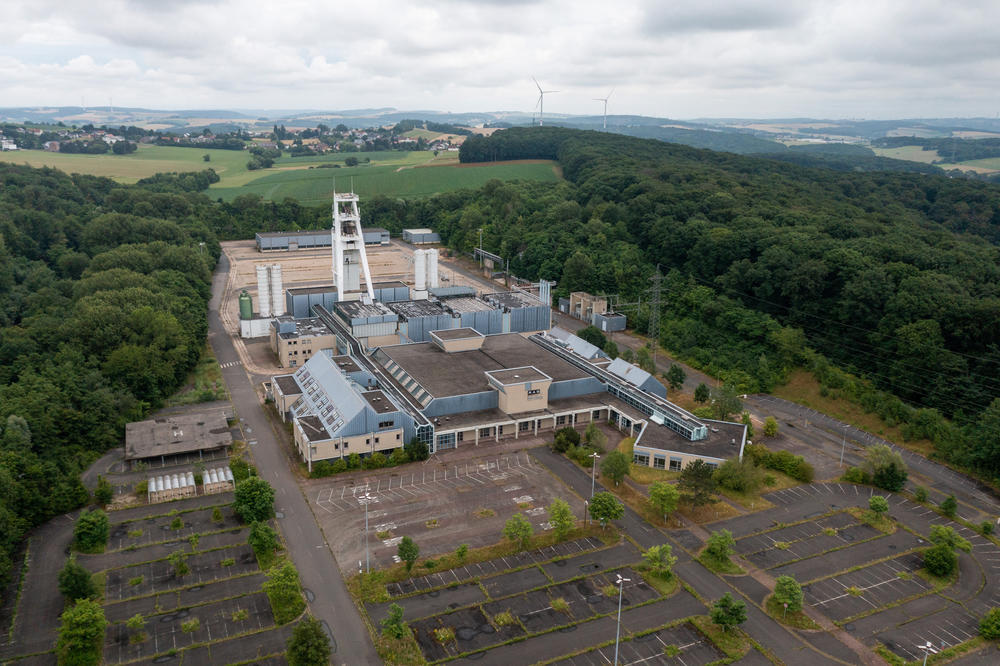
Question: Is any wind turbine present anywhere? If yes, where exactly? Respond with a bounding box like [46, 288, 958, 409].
[594, 89, 614, 130]
[532, 77, 558, 126]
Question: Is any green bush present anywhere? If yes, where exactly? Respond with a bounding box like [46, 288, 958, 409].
[940, 495, 958, 517]
[230, 457, 256, 482]
[714, 457, 765, 494]
[57, 599, 107, 666]
[347, 453, 362, 469]
[233, 477, 275, 523]
[73, 509, 109, 553]
[364, 452, 387, 469]
[913, 486, 928, 502]
[264, 560, 306, 625]
[843, 467, 870, 484]
[980, 607, 1000, 640]
[923, 542, 957, 577]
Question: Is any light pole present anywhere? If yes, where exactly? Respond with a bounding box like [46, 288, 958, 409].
[612, 573, 630, 665]
[916, 641, 937, 666]
[840, 424, 849, 467]
[361, 491, 374, 573]
[589, 452, 601, 499]
[584, 499, 589, 527]
[478, 228, 483, 268]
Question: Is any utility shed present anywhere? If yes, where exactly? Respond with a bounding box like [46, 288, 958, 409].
[255, 230, 330, 252]
[125, 412, 231, 466]
[402, 228, 441, 244]
[364, 228, 390, 245]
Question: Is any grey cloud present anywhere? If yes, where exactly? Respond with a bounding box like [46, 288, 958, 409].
[641, 0, 814, 34]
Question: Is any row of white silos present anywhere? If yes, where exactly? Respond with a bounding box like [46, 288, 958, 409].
[413, 249, 440, 293]
[254, 264, 286, 318]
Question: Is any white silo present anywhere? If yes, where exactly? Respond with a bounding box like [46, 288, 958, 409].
[427, 249, 440, 289]
[256, 264, 272, 318]
[414, 249, 427, 292]
[270, 264, 285, 316]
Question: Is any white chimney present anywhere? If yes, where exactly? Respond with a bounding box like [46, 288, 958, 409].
[270, 264, 285, 316]
[256, 264, 271, 318]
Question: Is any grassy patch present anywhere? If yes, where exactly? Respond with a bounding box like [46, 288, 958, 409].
[221, 557, 235, 567]
[180, 618, 200, 633]
[232, 609, 249, 621]
[773, 541, 790, 550]
[91, 571, 106, 602]
[516, 502, 532, 510]
[376, 631, 427, 666]
[897, 570, 912, 580]
[165, 343, 228, 406]
[764, 595, 821, 630]
[601, 584, 617, 598]
[846, 506, 896, 534]
[127, 529, 143, 538]
[424, 519, 439, 529]
[551, 597, 571, 613]
[691, 614, 750, 660]
[874, 644, 907, 666]
[696, 551, 745, 576]
[492, 610, 516, 627]
[627, 464, 681, 485]
[128, 575, 143, 587]
[773, 369, 934, 457]
[433, 626, 456, 644]
[717, 469, 799, 510]
[678, 500, 742, 524]
[823, 528, 838, 536]
[915, 566, 958, 592]
[846, 586, 863, 596]
[473, 508, 495, 519]
[376, 530, 392, 540]
[638, 570, 678, 597]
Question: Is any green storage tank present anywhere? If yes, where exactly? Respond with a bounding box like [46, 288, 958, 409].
[239, 290, 253, 320]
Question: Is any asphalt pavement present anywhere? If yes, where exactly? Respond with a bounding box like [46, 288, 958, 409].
[207, 254, 378, 665]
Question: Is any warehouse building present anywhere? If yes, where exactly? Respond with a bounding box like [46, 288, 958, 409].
[125, 412, 232, 469]
[255, 228, 389, 251]
[402, 228, 441, 244]
[272, 324, 745, 469]
[285, 281, 410, 319]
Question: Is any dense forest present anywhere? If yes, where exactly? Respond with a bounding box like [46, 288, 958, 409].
[0, 164, 224, 596]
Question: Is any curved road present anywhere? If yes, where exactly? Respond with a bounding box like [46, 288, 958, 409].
[208, 254, 378, 664]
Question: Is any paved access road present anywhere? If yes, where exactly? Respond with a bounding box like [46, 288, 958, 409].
[208, 254, 378, 664]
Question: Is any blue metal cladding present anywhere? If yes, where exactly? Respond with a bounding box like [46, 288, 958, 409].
[423, 391, 498, 417]
[548, 377, 605, 400]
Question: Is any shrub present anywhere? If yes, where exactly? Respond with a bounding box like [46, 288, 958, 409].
[230, 457, 256, 482]
[73, 509, 109, 553]
[286, 614, 331, 666]
[134, 480, 148, 496]
[773, 576, 803, 612]
[212, 507, 224, 523]
[705, 530, 736, 561]
[398, 536, 419, 573]
[364, 452, 387, 469]
[940, 495, 958, 517]
[868, 496, 889, 517]
[59, 557, 96, 601]
[551, 597, 570, 613]
[389, 448, 409, 466]
[433, 627, 456, 644]
[57, 599, 107, 666]
[168, 550, 189, 577]
[714, 457, 765, 494]
[232, 609, 249, 621]
[347, 453, 362, 469]
[982, 521, 994, 536]
[170, 516, 184, 530]
[264, 560, 306, 625]
[381, 603, 408, 639]
[494, 610, 516, 626]
[503, 513, 533, 551]
[94, 476, 113, 506]
[763, 416, 779, 437]
[180, 618, 200, 633]
[233, 477, 276, 523]
[979, 607, 1000, 640]
[601, 451, 630, 486]
[221, 558, 235, 567]
[914, 486, 928, 502]
[843, 467, 871, 484]
[924, 542, 958, 577]
[128, 575, 143, 586]
[309, 460, 335, 478]
[862, 444, 908, 492]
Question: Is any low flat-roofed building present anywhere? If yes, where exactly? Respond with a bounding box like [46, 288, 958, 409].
[632, 419, 746, 472]
[125, 412, 231, 468]
[402, 228, 441, 244]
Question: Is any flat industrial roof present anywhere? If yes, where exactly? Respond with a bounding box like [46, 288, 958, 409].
[404, 228, 434, 234]
[380, 333, 588, 399]
[273, 375, 302, 396]
[441, 296, 495, 313]
[329, 355, 361, 374]
[484, 291, 544, 308]
[287, 284, 337, 296]
[387, 299, 448, 318]
[257, 229, 327, 238]
[277, 317, 333, 339]
[431, 327, 483, 341]
[333, 300, 395, 319]
[125, 412, 231, 460]
[635, 419, 746, 461]
[373, 280, 408, 289]
[487, 367, 551, 385]
[362, 390, 396, 414]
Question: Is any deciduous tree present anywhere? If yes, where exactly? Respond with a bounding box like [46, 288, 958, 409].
[503, 513, 533, 551]
[588, 491, 624, 528]
[547, 499, 574, 540]
[233, 477, 275, 523]
[398, 536, 419, 573]
[601, 451, 629, 486]
[648, 482, 679, 523]
[287, 614, 331, 666]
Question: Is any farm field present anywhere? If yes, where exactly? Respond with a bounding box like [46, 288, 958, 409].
[0, 145, 559, 201]
[210, 159, 560, 205]
[872, 145, 942, 163]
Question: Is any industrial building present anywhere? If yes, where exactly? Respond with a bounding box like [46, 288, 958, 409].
[255, 228, 389, 251]
[558, 291, 627, 332]
[271, 322, 746, 472]
[125, 412, 232, 469]
[240, 263, 287, 338]
[402, 228, 441, 244]
[270, 316, 338, 368]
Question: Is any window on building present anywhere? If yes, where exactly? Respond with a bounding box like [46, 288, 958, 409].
[706, 462, 718, 470]
[669, 457, 682, 471]
[593, 410, 601, 420]
[378, 420, 394, 429]
[633, 453, 650, 466]
[457, 432, 464, 442]
[374, 437, 380, 444]
[527, 388, 540, 396]
[480, 428, 491, 438]
[289, 361, 297, 367]
[653, 456, 666, 470]
[498, 426, 504, 435]
[396, 433, 400, 440]
[519, 421, 530, 432]
[556, 415, 566, 426]
[365, 439, 370, 445]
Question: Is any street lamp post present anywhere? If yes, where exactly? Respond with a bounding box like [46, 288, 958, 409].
[840, 424, 849, 467]
[612, 573, 631, 665]
[589, 452, 600, 499]
[361, 491, 374, 573]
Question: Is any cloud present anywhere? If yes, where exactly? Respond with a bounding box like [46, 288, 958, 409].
[0, 0, 997, 118]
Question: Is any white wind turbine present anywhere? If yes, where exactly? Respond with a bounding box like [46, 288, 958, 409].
[594, 89, 614, 130]
[533, 77, 558, 126]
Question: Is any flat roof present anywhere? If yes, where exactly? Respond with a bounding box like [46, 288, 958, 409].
[635, 419, 746, 461]
[441, 296, 495, 313]
[484, 291, 544, 308]
[366, 227, 389, 234]
[278, 317, 333, 339]
[404, 228, 434, 234]
[257, 229, 327, 238]
[274, 375, 302, 396]
[362, 390, 396, 414]
[487, 366, 551, 385]
[329, 355, 361, 374]
[333, 300, 394, 319]
[431, 327, 483, 341]
[125, 412, 231, 460]
[287, 284, 337, 296]
[387, 299, 448, 318]
[380, 333, 588, 399]
[373, 280, 408, 289]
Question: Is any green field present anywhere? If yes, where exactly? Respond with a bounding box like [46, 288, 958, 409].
[0, 144, 250, 184]
[0, 145, 559, 200]
[872, 145, 942, 163]
[209, 160, 560, 204]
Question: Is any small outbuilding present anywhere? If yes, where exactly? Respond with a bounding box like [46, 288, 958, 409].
[125, 412, 232, 469]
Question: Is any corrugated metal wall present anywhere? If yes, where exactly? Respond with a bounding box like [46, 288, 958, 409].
[548, 377, 606, 400]
[423, 391, 498, 417]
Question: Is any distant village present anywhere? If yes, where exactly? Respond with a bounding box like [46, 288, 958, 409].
[0, 120, 468, 155]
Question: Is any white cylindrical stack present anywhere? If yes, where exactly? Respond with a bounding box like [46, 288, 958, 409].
[270, 264, 284, 316]
[427, 249, 439, 288]
[256, 264, 272, 318]
[414, 249, 427, 292]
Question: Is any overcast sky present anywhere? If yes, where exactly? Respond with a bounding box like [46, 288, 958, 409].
[3, 0, 998, 119]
